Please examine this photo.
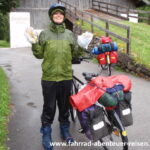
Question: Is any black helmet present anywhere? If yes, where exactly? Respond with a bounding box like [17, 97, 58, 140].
[48, 3, 66, 17]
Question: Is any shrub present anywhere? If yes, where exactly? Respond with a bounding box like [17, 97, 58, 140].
[0, 13, 9, 42]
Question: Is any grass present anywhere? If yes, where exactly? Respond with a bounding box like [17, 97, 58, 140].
[0, 67, 10, 150]
[80, 19, 150, 69]
[119, 21, 150, 69]
[0, 40, 10, 48]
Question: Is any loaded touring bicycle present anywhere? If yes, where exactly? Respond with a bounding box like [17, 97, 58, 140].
[70, 57, 133, 150]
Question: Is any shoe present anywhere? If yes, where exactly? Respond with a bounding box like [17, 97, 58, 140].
[60, 123, 74, 144]
[40, 125, 53, 150]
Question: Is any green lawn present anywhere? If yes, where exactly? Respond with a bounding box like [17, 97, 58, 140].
[80, 20, 150, 69]
[0, 40, 10, 48]
[0, 67, 10, 150]
[112, 21, 150, 69]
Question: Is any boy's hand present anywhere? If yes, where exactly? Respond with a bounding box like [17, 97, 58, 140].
[25, 27, 38, 44]
[77, 31, 93, 49]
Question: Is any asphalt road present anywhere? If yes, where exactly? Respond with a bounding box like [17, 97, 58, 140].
[0, 48, 150, 150]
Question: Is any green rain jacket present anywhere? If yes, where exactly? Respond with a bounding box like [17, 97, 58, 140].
[32, 22, 83, 81]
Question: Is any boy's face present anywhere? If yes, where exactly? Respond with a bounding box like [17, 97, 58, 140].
[52, 11, 64, 24]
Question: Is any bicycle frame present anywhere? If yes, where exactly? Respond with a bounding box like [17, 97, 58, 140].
[99, 52, 112, 76]
[105, 52, 111, 64]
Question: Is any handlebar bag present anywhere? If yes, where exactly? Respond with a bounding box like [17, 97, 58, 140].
[77, 104, 111, 141]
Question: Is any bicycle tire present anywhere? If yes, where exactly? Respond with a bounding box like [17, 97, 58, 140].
[70, 79, 79, 122]
[100, 64, 111, 76]
[107, 64, 111, 76]
[99, 110, 128, 150]
[101, 64, 108, 70]
[100, 133, 128, 150]
[70, 106, 77, 122]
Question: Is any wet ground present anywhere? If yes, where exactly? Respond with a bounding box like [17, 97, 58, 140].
[0, 47, 150, 150]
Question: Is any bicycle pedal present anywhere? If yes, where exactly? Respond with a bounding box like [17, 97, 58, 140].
[113, 129, 120, 136]
[78, 128, 84, 134]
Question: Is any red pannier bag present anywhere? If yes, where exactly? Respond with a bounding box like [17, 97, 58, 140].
[70, 83, 105, 112]
[97, 54, 106, 64]
[109, 51, 118, 64]
[70, 75, 132, 112]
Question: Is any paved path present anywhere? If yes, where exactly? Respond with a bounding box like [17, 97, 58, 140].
[0, 48, 150, 150]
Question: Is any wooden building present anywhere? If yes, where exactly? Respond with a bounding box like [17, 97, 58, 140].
[17, 0, 138, 29]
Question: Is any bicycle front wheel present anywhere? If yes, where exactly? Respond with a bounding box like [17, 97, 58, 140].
[70, 79, 79, 122]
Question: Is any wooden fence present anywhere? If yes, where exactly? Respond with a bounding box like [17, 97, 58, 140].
[59, 0, 131, 54]
[92, 0, 150, 24]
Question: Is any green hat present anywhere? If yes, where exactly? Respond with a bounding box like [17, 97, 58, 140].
[51, 8, 65, 16]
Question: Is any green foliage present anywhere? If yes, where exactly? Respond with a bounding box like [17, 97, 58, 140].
[0, 0, 20, 41]
[137, 5, 150, 11]
[137, 6, 150, 23]
[0, 67, 10, 150]
[0, 13, 9, 41]
[0, 0, 20, 14]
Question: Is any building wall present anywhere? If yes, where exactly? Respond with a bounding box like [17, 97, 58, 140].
[16, 0, 135, 29]
[19, 0, 56, 8]
[17, 0, 56, 29]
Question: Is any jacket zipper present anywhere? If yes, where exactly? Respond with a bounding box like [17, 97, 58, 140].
[56, 32, 59, 81]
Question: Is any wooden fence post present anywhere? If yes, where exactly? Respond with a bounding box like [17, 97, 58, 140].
[98, 2, 100, 10]
[127, 27, 130, 55]
[75, 7, 77, 17]
[91, 0, 93, 9]
[91, 16, 94, 33]
[89, 0, 91, 9]
[81, 12, 84, 25]
[116, 6, 118, 16]
[127, 8, 129, 21]
[105, 22, 109, 37]
[148, 14, 150, 25]
[106, 3, 108, 13]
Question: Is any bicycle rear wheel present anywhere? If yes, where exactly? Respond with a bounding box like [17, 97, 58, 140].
[101, 64, 108, 70]
[107, 64, 111, 76]
[100, 64, 111, 76]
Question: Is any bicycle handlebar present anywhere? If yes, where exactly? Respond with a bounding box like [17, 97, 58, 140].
[82, 72, 99, 77]
[72, 57, 92, 64]
[82, 72, 99, 81]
